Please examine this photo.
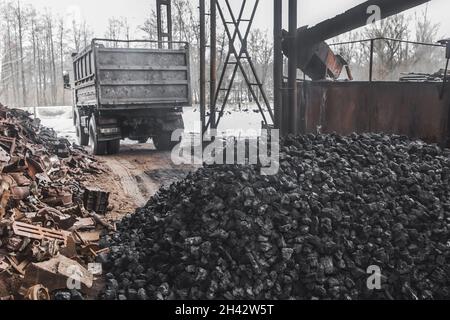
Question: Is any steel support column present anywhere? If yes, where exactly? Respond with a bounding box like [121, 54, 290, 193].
[288, 0, 298, 135]
[273, 0, 283, 131]
[200, 0, 207, 134]
[369, 38, 374, 82]
[157, 0, 173, 49]
[210, 0, 217, 129]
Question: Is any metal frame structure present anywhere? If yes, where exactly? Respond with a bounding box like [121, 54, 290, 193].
[273, 0, 437, 136]
[273, 0, 299, 135]
[157, 0, 173, 49]
[273, 0, 283, 133]
[287, 0, 298, 135]
[200, 0, 274, 134]
[199, 0, 206, 133]
[329, 37, 446, 82]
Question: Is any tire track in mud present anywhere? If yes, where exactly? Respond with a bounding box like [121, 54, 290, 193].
[100, 145, 195, 209]
[103, 157, 149, 207]
[116, 157, 161, 203]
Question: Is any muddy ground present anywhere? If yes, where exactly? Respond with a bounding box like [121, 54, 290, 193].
[95, 142, 197, 219]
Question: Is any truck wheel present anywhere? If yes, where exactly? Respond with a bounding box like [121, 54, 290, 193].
[89, 118, 108, 155]
[153, 132, 176, 151]
[107, 139, 121, 155]
[76, 116, 89, 146]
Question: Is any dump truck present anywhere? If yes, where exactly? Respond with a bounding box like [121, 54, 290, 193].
[67, 39, 191, 155]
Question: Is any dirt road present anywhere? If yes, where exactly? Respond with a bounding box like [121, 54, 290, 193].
[87, 142, 197, 220]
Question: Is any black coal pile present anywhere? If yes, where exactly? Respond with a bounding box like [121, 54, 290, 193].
[102, 134, 450, 300]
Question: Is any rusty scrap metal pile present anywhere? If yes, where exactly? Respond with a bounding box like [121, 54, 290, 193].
[0, 104, 111, 300]
[103, 134, 450, 300]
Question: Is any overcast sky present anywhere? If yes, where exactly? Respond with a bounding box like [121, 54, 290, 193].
[18, 0, 449, 39]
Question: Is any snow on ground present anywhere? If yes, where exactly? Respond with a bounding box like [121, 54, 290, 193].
[21, 105, 271, 144]
[22, 106, 77, 143]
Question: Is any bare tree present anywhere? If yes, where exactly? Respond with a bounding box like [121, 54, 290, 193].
[411, 8, 443, 72]
[364, 14, 411, 79]
[44, 11, 57, 104]
[14, 0, 27, 106]
[248, 28, 273, 101]
[105, 17, 125, 45]
[71, 17, 82, 52]
[30, 9, 40, 105]
[0, 1, 95, 107]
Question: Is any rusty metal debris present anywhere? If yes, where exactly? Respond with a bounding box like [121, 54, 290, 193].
[83, 187, 110, 215]
[22, 255, 94, 293]
[21, 284, 50, 301]
[400, 69, 450, 82]
[0, 103, 113, 300]
[12, 222, 67, 244]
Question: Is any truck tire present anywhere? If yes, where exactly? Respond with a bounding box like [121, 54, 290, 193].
[89, 117, 108, 155]
[153, 132, 177, 151]
[107, 139, 121, 155]
[75, 115, 89, 147]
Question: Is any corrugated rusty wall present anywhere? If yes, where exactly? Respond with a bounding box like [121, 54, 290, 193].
[284, 81, 450, 146]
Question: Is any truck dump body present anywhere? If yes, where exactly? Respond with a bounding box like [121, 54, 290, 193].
[74, 40, 191, 110]
[72, 39, 190, 155]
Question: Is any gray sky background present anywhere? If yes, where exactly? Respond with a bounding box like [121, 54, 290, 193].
[18, 0, 449, 39]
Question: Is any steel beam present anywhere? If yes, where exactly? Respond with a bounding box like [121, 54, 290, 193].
[200, 0, 206, 134]
[156, 0, 173, 49]
[369, 38, 374, 82]
[210, 0, 217, 129]
[288, 0, 298, 135]
[303, 0, 431, 44]
[273, 0, 283, 131]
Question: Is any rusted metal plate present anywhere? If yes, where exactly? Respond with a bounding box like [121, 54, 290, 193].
[23, 255, 93, 293]
[283, 81, 450, 146]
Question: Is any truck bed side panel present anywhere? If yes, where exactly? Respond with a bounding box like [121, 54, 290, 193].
[95, 48, 191, 109]
[76, 83, 97, 106]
